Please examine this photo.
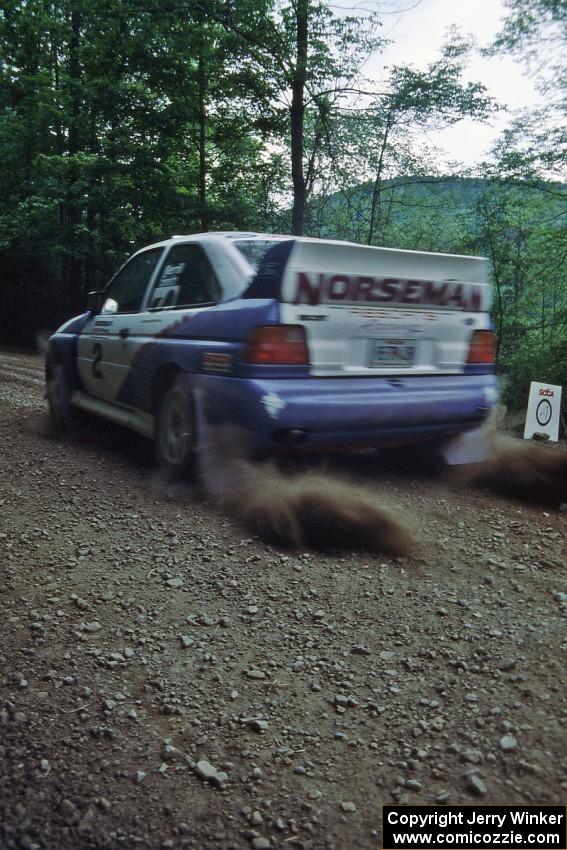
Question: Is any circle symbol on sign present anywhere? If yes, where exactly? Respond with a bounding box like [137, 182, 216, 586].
[536, 398, 552, 427]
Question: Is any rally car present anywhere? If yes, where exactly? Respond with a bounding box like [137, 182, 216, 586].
[45, 232, 498, 476]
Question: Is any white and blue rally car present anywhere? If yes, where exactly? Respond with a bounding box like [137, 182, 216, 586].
[45, 232, 498, 475]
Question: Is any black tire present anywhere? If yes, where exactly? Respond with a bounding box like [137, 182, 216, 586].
[155, 381, 196, 479]
[45, 360, 77, 436]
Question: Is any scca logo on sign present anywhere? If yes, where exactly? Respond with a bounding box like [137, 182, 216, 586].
[539, 388, 555, 397]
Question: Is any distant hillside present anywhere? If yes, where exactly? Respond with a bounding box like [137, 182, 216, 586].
[306, 176, 565, 256]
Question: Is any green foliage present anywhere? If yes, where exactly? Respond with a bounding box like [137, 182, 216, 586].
[305, 171, 567, 416]
[485, 0, 567, 417]
[0, 0, 564, 424]
[471, 180, 567, 408]
[491, 0, 567, 101]
[0, 0, 287, 343]
[302, 33, 498, 244]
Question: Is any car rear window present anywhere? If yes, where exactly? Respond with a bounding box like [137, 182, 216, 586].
[232, 239, 283, 271]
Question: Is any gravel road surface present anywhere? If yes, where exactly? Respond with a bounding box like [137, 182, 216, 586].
[0, 349, 565, 850]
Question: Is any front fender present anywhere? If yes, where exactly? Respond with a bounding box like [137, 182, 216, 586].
[46, 312, 91, 391]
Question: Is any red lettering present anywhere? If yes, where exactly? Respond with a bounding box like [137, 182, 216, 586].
[421, 281, 448, 306]
[353, 276, 376, 301]
[293, 272, 485, 312]
[328, 274, 351, 301]
[293, 271, 322, 306]
[445, 283, 463, 308]
[539, 388, 555, 397]
[467, 286, 482, 312]
[380, 278, 399, 302]
[401, 280, 422, 303]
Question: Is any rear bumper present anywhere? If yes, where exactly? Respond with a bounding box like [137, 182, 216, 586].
[195, 373, 499, 451]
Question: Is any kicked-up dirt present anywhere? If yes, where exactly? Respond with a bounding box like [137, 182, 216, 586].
[0, 349, 566, 850]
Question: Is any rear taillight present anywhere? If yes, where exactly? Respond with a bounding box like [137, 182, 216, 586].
[244, 325, 309, 365]
[466, 330, 495, 364]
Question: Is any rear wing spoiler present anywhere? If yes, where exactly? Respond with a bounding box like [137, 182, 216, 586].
[244, 238, 491, 313]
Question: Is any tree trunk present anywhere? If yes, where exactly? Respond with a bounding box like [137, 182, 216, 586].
[85, 106, 98, 294]
[65, 1, 84, 312]
[198, 52, 207, 232]
[367, 112, 392, 245]
[290, 0, 308, 236]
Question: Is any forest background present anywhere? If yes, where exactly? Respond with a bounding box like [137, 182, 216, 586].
[0, 0, 565, 415]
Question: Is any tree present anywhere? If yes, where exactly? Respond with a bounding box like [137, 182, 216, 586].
[0, 0, 286, 344]
[484, 0, 567, 412]
[303, 32, 497, 245]
[468, 179, 567, 407]
[485, 0, 566, 182]
[217, 0, 385, 235]
[491, 0, 567, 104]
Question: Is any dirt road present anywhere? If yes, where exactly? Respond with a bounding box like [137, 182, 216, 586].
[0, 349, 565, 850]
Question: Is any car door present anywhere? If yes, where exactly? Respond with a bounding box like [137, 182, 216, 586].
[107, 241, 224, 413]
[77, 247, 164, 403]
[130, 241, 222, 347]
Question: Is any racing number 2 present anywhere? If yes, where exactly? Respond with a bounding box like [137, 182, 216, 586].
[92, 343, 103, 379]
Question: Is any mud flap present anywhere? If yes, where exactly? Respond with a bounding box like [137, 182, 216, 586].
[440, 428, 492, 466]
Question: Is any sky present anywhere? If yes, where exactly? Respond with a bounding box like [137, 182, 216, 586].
[359, 0, 541, 167]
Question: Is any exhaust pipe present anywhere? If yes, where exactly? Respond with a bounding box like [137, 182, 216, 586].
[274, 428, 309, 447]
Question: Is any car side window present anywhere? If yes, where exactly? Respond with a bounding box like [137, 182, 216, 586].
[148, 243, 221, 310]
[101, 248, 163, 314]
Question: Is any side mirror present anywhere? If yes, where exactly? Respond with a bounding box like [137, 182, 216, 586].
[87, 290, 103, 314]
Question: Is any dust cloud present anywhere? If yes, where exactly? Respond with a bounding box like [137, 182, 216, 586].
[197, 428, 415, 555]
[457, 435, 567, 506]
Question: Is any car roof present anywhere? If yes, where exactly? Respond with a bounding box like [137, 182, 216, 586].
[171, 231, 292, 242]
[131, 232, 290, 255]
[135, 231, 486, 264]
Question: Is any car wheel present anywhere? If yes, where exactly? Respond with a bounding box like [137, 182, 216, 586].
[156, 381, 195, 478]
[46, 360, 77, 435]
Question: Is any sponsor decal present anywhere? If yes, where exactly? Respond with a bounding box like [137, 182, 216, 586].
[291, 271, 483, 312]
[348, 306, 440, 321]
[361, 319, 424, 335]
[261, 392, 287, 419]
[538, 388, 555, 397]
[202, 352, 232, 373]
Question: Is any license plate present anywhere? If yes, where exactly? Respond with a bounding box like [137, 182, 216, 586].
[369, 339, 415, 367]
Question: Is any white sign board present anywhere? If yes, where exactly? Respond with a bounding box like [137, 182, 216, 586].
[523, 381, 562, 441]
